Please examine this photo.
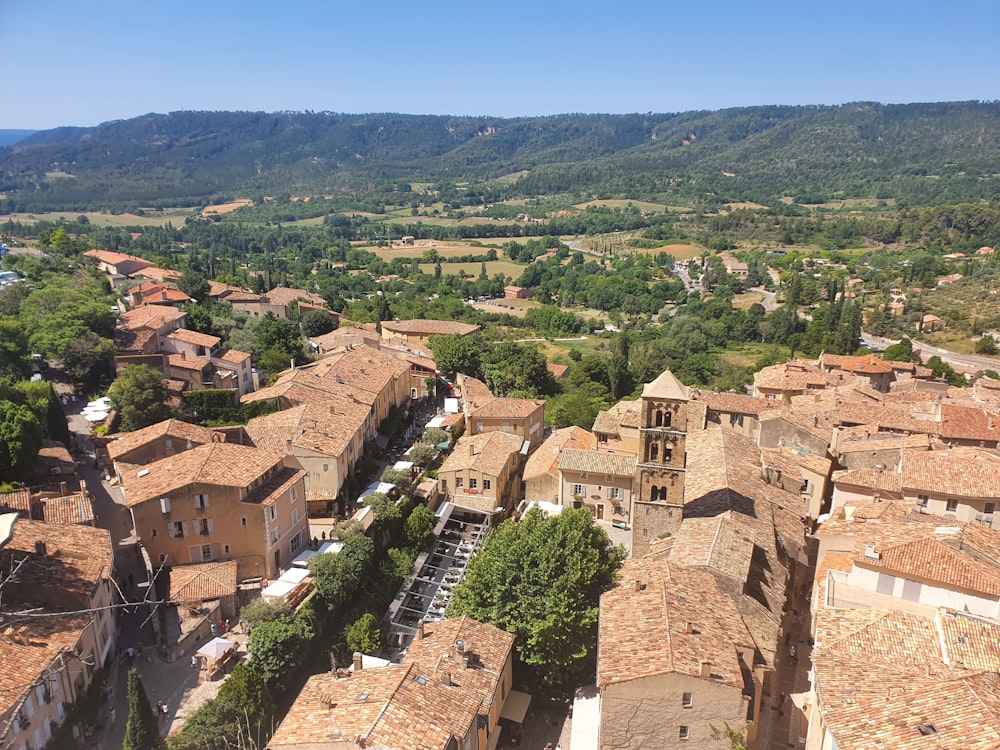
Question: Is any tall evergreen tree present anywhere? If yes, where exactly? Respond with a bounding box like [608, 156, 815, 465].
[123, 669, 165, 750]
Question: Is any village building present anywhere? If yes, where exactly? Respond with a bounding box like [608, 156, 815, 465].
[380, 318, 481, 345]
[557, 449, 636, 524]
[269, 617, 521, 750]
[119, 442, 308, 579]
[0, 520, 116, 750]
[522, 426, 597, 506]
[82, 249, 155, 286]
[437, 431, 525, 519]
[598, 556, 764, 749]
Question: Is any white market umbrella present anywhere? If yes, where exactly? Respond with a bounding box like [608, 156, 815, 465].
[197, 637, 235, 661]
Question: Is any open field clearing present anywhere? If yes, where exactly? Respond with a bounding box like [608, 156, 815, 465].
[202, 199, 253, 216]
[732, 291, 765, 310]
[724, 201, 768, 210]
[369, 240, 503, 261]
[5, 209, 197, 227]
[418, 260, 523, 279]
[574, 199, 674, 213]
[471, 297, 541, 318]
[492, 170, 530, 184]
[720, 343, 786, 368]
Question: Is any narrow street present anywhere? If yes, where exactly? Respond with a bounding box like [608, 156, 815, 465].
[64, 398, 159, 747]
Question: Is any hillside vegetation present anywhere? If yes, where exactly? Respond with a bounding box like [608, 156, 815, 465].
[1, 102, 999, 211]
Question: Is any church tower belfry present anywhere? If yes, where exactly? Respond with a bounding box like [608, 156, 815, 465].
[632, 369, 689, 555]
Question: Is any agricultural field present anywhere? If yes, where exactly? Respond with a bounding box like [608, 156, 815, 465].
[201, 199, 253, 216]
[574, 199, 675, 213]
[5, 208, 197, 227]
[369, 240, 503, 261]
[471, 297, 541, 318]
[418, 260, 524, 279]
[732, 291, 765, 310]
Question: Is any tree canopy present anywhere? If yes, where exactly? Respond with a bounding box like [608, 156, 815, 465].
[111, 365, 172, 432]
[449, 507, 625, 684]
[123, 668, 166, 750]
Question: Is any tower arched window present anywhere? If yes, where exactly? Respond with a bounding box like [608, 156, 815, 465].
[649, 443, 659, 462]
[655, 410, 664, 427]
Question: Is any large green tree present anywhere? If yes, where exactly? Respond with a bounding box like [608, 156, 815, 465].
[449, 507, 625, 684]
[111, 365, 172, 432]
[427, 333, 484, 380]
[248, 618, 313, 685]
[123, 668, 166, 750]
[0, 400, 42, 482]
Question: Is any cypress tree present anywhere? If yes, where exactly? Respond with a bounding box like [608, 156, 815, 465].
[123, 668, 165, 750]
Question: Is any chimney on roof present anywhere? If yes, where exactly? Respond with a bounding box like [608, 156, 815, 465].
[633, 579, 645, 592]
[468, 442, 475, 456]
[352, 652, 363, 672]
[59, 481, 68, 495]
[34, 540, 48, 557]
[161, 291, 168, 301]
[699, 660, 713, 679]
[416, 621, 425, 641]
[441, 671, 453, 687]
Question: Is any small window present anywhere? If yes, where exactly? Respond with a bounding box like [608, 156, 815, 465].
[917, 495, 929, 507]
[456, 477, 464, 488]
[165, 438, 173, 450]
[946, 498, 959, 513]
[201, 545, 213, 562]
[269, 505, 277, 521]
[664, 447, 673, 462]
[290, 486, 298, 503]
[322, 463, 329, 472]
[151, 528, 157, 539]
[682, 692, 693, 707]
[679, 726, 690, 740]
[483, 479, 491, 490]
[241, 517, 247, 527]
[572, 484, 585, 497]
[194, 494, 208, 509]
[291, 509, 299, 525]
[223, 544, 230, 554]
[469, 478, 478, 489]
[985, 503, 997, 514]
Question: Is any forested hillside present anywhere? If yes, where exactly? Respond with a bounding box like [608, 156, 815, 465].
[1, 102, 998, 211]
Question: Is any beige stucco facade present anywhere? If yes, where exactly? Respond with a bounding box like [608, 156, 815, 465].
[558, 468, 634, 523]
[468, 402, 545, 447]
[128, 469, 308, 580]
[600, 673, 750, 750]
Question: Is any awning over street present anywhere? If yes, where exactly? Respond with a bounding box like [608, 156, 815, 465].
[499, 689, 532, 724]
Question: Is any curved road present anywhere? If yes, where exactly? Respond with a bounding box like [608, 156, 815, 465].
[861, 332, 1000, 372]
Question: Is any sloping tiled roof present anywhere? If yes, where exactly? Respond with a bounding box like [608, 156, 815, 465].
[106, 419, 222, 462]
[940, 404, 1000, 442]
[0, 490, 94, 525]
[470, 397, 544, 419]
[381, 319, 480, 337]
[667, 512, 756, 582]
[120, 443, 284, 506]
[264, 286, 328, 308]
[837, 432, 931, 454]
[439, 431, 523, 477]
[269, 617, 512, 750]
[523, 427, 597, 481]
[900, 448, 1000, 498]
[598, 556, 755, 689]
[0, 520, 112, 597]
[557, 448, 636, 477]
[641, 368, 689, 400]
[459, 375, 495, 412]
[165, 328, 220, 348]
[812, 608, 1000, 750]
[83, 249, 153, 270]
[754, 360, 843, 392]
[592, 399, 642, 435]
[170, 561, 238, 602]
[833, 467, 904, 494]
[119, 305, 186, 330]
[691, 390, 776, 416]
[840, 354, 894, 374]
[857, 537, 1000, 597]
[245, 396, 369, 459]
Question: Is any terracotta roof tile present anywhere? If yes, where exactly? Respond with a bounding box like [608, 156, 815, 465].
[381, 319, 480, 337]
[469, 397, 544, 419]
[0, 520, 112, 598]
[592, 399, 642, 434]
[691, 390, 776, 416]
[523, 427, 597, 482]
[263, 286, 328, 308]
[0, 490, 94, 525]
[119, 305, 186, 330]
[106, 419, 222, 462]
[120, 443, 285, 506]
[667, 513, 756, 582]
[165, 328, 220, 348]
[858, 537, 1000, 596]
[557, 448, 636, 477]
[599, 557, 755, 689]
[439, 432, 523, 478]
[833, 467, 904, 494]
[900, 448, 1000, 498]
[169, 561, 238, 602]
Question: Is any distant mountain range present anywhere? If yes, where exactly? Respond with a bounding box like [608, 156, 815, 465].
[1, 103, 998, 212]
[0, 130, 36, 148]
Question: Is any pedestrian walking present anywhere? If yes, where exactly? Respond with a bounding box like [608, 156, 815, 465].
[109, 707, 116, 726]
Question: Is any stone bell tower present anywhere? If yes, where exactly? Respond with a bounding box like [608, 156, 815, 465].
[632, 368, 689, 556]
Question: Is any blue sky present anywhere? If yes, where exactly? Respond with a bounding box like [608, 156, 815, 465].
[1, 0, 997, 129]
